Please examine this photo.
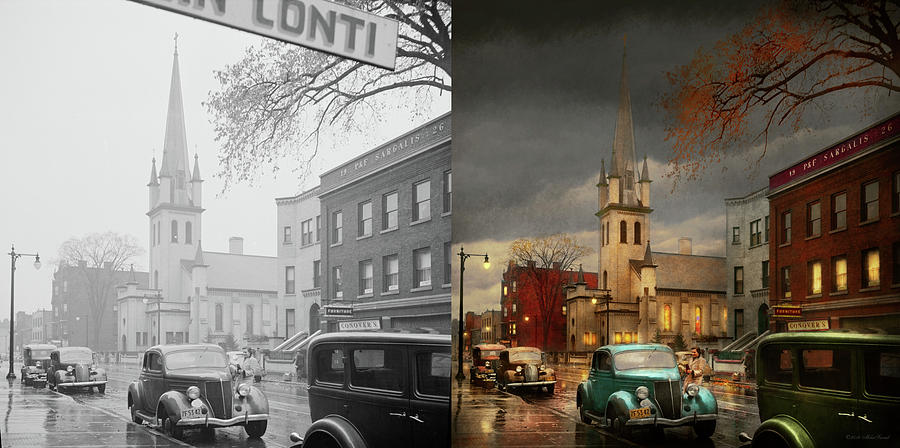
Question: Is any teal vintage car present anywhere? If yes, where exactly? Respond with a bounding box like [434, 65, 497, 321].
[576, 343, 717, 439]
[739, 330, 900, 448]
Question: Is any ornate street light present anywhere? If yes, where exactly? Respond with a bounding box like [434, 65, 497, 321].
[143, 291, 163, 346]
[7, 245, 41, 380]
[456, 247, 489, 381]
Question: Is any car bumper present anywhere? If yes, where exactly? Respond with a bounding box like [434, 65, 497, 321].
[626, 413, 716, 427]
[177, 413, 268, 427]
[58, 380, 107, 388]
[506, 380, 556, 387]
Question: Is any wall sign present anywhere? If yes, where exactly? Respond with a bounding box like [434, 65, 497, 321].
[338, 319, 381, 331]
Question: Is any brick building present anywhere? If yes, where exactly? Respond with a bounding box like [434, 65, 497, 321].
[768, 113, 900, 332]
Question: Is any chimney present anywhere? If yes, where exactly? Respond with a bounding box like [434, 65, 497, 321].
[229, 237, 244, 255]
[678, 237, 692, 255]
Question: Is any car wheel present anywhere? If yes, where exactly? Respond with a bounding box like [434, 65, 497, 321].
[546, 384, 555, 394]
[245, 420, 267, 438]
[129, 401, 142, 424]
[577, 398, 591, 424]
[97, 384, 106, 394]
[161, 412, 183, 439]
[693, 420, 716, 439]
[612, 408, 630, 438]
[201, 427, 215, 439]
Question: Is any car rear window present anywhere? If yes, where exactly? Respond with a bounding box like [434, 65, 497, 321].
[416, 350, 450, 397]
[762, 346, 792, 385]
[351, 348, 404, 392]
[864, 350, 900, 398]
[315, 348, 344, 385]
[800, 349, 851, 392]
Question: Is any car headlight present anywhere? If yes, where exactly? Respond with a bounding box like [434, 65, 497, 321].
[635, 386, 649, 399]
[187, 386, 201, 400]
[540, 364, 546, 370]
[686, 384, 699, 397]
[237, 383, 250, 397]
[515, 366, 522, 373]
[66, 366, 74, 372]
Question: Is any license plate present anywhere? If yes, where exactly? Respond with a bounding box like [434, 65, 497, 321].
[181, 407, 204, 419]
[629, 407, 651, 419]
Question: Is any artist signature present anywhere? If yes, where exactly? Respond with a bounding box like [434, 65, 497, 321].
[846, 434, 891, 440]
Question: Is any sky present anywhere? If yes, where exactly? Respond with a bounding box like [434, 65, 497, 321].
[451, 0, 900, 315]
[0, 0, 449, 316]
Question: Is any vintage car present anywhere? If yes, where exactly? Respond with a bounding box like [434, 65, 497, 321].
[47, 347, 108, 393]
[127, 344, 269, 439]
[496, 346, 557, 393]
[289, 332, 450, 448]
[739, 330, 900, 448]
[469, 343, 505, 386]
[577, 343, 717, 439]
[21, 343, 56, 387]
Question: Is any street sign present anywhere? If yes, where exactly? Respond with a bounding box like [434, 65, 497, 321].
[323, 305, 353, 318]
[131, 0, 399, 70]
[771, 305, 802, 319]
[338, 319, 381, 331]
[788, 320, 830, 331]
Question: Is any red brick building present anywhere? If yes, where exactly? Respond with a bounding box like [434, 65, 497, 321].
[499, 262, 598, 352]
[767, 113, 900, 332]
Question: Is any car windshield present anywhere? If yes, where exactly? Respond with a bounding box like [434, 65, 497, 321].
[615, 350, 676, 370]
[59, 349, 93, 364]
[30, 350, 52, 359]
[509, 351, 542, 363]
[481, 350, 501, 358]
[165, 349, 227, 370]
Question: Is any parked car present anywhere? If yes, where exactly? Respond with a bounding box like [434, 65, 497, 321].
[469, 343, 505, 386]
[47, 347, 108, 393]
[289, 332, 450, 448]
[496, 346, 557, 393]
[739, 330, 900, 448]
[577, 343, 717, 439]
[21, 344, 56, 387]
[127, 344, 269, 439]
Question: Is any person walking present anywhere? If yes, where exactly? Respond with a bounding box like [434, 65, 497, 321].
[294, 349, 306, 381]
[683, 347, 709, 393]
[242, 349, 263, 383]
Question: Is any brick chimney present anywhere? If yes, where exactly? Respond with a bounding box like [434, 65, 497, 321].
[229, 237, 244, 255]
[678, 237, 692, 255]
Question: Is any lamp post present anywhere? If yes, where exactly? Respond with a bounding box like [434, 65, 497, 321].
[7, 245, 41, 380]
[596, 289, 613, 345]
[75, 315, 88, 347]
[456, 247, 490, 381]
[143, 292, 162, 346]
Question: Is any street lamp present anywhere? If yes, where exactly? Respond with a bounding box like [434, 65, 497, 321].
[143, 292, 162, 346]
[75, 316, 88, 347]
[596, 289, 613, 345]
[7, 245, 41, 380]
[456, 247, 489, 381]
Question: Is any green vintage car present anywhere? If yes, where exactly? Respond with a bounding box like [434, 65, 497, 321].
[739, 330, 900, 448]
[576, 343, 717, 439]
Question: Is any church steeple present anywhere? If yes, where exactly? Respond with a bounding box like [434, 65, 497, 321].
[148, 157, 159, 186]
[158, 36, 191, 205]
[612, 36, 637, 204]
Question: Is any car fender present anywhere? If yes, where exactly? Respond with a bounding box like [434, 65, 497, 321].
[128, 381, 143, 410]
[752, 414, 814, 448]
[606, 390, 640, 418]
[239, 384, 270, 415]
[302, 414, 367, 448]
[157, 391, 191, 423]
[577, 383, 593, 411]
[55, 370, 72, 383]
[683, 386, 718, 415]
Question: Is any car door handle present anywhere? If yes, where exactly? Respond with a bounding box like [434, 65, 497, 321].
[857, 414, 872, 423]
[389, 412, 407, 418]
[409, 414, 424, 423]
[838, 412, 855, 417]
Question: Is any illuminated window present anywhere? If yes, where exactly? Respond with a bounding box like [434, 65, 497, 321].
[694, 306, 702, 335]
[624, 332, 632, 343]
[614, 332, 622, 344]
[781, 267, 792, 300]
[808, 261, 822, 295]
[664, 305, 671, 331]
[832, 256, 847, 292]
[863, 248, 880, 288]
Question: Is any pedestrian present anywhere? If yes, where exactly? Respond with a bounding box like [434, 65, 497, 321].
[294, 349, 306, 381]
[683, 347, 709, 393]
[242, 349, 263, 383]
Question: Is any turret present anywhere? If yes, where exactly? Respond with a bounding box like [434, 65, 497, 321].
[639, 155, 651, 208]
[598, 159, 608, 210]
[191, 154, 203, 207]
[608, 148, 621, 205]
[148, 157, 159, 208]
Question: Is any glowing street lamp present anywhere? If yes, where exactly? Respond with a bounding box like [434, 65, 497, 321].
[456, 246, 489, 381]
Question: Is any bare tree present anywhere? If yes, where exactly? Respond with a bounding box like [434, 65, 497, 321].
[57, 232, 143, 349]
[508, 234, 593, 350]
[206, 0, 451, 190]
[661, 0, 899, 184]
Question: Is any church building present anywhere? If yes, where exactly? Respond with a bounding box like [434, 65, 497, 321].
[565, 44, 727, 353]
[116, 44, 278, 352]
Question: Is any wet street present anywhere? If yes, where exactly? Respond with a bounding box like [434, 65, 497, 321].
[453, 363, 759, 447]
[1, 362, 310, 448]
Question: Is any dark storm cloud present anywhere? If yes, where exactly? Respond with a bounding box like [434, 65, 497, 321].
[452, 0, 899, 247]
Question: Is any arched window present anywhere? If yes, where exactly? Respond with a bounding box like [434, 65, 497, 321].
[600, 223, 604, 246]
[695, 306, 702, 335]
[620, 220, 627, 243]
[246, 305, 254, 335]
[171, 220, 178, 243]
[215, 304, 223, 331]
[634, 222, 641, 245]
[185, 222, 192, 244]
[602, 271, 608, 289]
[309, 303, 320, 333]
[664, 304, 671, 331]
[153, 270, 158, 289]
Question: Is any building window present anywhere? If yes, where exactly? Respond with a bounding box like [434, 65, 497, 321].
[157, 223, 161, 246]
[832, 256, 847, 292]
[764, 215, 769, 242]
[215, 304, 223, 331]
[781, 266, 792, 300]
[171, 220, 178, 243]
[381, 191, 398, 230]
[620, 220, 627, 243]
[862, 248, 880, 288]
[893, 171, 900, 214]
[781, 211, 792, 244]
[359, 260, 373, 295]
[694, 306, 702, 335]
[750, 219, 761, 246]
[383, 254, 399, 292]
[413, 180, 431, 222]
[332, 266, 343, 298]
[315, 215, 321, 242]
[664, 304, 671, 331]
[283, 226, 292, 244]
[893, 242, 900, 285]
[301, 219, 312, 245]
[358, 201, 372, 237]
[332, 211, 343, 244]
[444, 242, 451, 285]
[808, 261, 822, 295]
[414, 247, 432, 287]
[185, 222, 192, 244]
[285, 266, 295, 294]
[762, 260, 770, 289]
[605, 223, 609, 245]
[154, 270, 158, 289]
[862, 180, 879, 222]
[443, 170, 452, 213]
[807, 201, 821, 237]
[732, 226, 740, 244]
[634, 222, 641, 245]
[246, 305, 254, 335]
[734, 266, 744, 294]
[313, 260, 321, 288]
[831, 192, 847, 231]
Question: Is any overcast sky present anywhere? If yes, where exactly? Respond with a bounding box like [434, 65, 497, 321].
[451, 0, 899, 315]
[0, 0, 449, 316]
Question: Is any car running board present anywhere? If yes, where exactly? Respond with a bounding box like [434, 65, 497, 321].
[135, 411, 158, 427]
[585, 411, 607, 426]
